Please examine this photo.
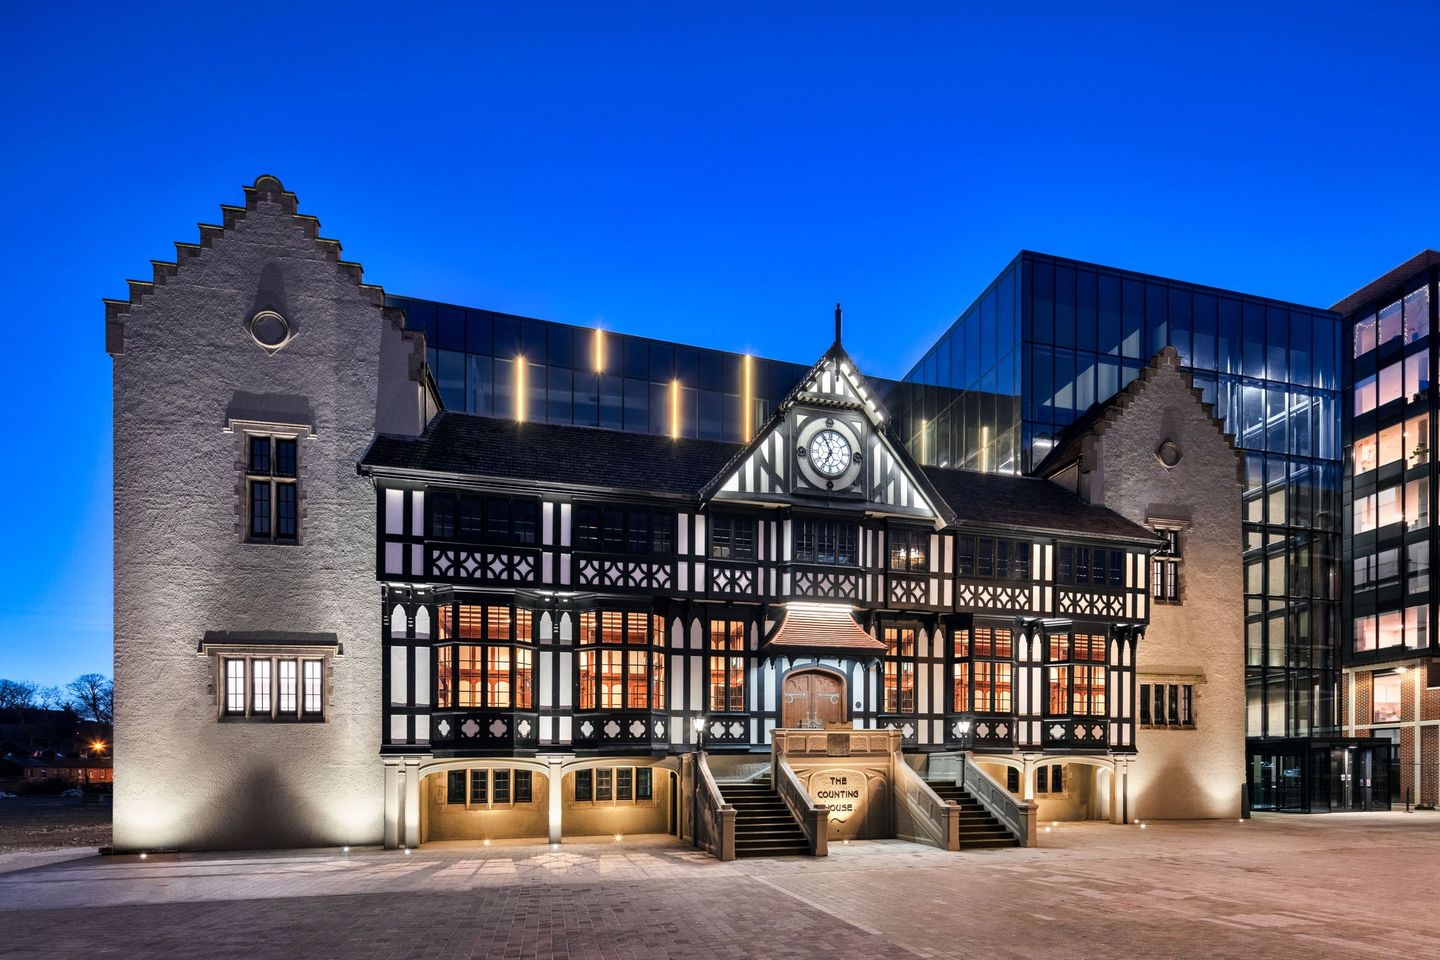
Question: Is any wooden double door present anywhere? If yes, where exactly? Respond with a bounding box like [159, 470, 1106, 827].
[781, 669, 847, 728]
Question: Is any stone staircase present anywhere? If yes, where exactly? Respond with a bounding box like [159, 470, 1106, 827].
[926, 781, 1019, 848]
[719, 777, 813, 858]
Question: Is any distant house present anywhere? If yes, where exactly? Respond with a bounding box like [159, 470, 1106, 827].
[10, 756, 113, 786]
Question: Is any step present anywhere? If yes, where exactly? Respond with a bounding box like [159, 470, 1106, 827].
[735, 843, 812, 857]
[736, 829, 808, 842]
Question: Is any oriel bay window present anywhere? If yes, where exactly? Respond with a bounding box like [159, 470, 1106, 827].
[954, 626, 1013, 713]
[707, 619, 747, 712]
[1046, 633, 1108, 716]
[246, 434, 298, 542]
[577, 610, 667, 710]
[883, 625, 918, 712]
[574, 505, 675, 554]
[433, 602, 536, 709]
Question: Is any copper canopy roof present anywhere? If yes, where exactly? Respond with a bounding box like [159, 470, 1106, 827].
[764, 604, 886, 652]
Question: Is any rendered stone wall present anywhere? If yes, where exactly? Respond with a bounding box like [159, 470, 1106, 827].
[1083, 350, 1247, 819]
[110, 179, 426, 850]
[560, 769, 672, 838]
[420, 772, 551, 842]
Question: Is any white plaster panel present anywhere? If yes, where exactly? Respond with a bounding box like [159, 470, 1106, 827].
[384, 489, 403, 534]
[413, 649, 430, 706]
[389, 647, 408, 705]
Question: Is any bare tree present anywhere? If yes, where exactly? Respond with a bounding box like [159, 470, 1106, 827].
[0, 679, 38, 710]
[66, 674, 114, 724]
[35, 686, 67, 711]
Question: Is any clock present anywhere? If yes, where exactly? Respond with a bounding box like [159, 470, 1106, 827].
[807, 428, 852, 477]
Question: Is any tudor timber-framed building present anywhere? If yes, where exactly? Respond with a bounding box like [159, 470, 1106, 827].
[107, 176, 1253, 854]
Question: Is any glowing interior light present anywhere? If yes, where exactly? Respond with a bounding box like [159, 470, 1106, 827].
[742, 354, 754, 440]
[515, 356, 526, 422]
[980, 425, 990, 473]
[670, 379, 680, 439]
[593, 328, 604, 373]
[920, 418, 928, 464]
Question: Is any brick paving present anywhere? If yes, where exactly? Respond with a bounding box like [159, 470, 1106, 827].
[3, 813, 1439, 959]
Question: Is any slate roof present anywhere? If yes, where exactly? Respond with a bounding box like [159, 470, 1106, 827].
[361, 411, 743, 496]
[921, 467, 1157, 542]
[361, 410, 1155, 542]
[764, 604, 887, 652]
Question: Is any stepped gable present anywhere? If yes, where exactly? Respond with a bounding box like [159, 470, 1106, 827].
[1034, 345, 1244, 487]
[103, 175, 426, 384]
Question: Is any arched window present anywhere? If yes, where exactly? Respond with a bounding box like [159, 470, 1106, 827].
[389, 604, 408, 639]
[577, 610, 667, 711]
[414, 607, 431, 640]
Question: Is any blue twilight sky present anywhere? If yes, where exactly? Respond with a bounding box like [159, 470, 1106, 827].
[1, 2, 1438, 687]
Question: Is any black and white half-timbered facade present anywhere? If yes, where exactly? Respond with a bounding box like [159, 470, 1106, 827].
[109, 178, 1246, 856]
[362, 338, 1161, 847]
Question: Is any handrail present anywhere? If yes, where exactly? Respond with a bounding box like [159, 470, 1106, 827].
[693, 752, 737, 861]
[892, 758, 959, 850]
[773, 753, 829, 857]
[957, 752, 1038, 847]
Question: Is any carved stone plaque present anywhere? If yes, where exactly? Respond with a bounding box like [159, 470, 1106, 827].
[809, 769, 866, 823]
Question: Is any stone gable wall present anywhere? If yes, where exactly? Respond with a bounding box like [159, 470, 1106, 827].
[110, 181, 423, 850]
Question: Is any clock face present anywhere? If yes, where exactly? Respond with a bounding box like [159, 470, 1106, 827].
[807, 429, 853, 478]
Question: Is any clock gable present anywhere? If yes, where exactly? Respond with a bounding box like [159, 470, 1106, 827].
[703, 342, 944, 522]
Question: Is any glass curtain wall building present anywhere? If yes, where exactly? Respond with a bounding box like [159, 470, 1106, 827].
[1334, 253, 1440, 810]
[1338, 254, 1438, 668]
[895, 253, 1345, 769]
[389, 295, 815, 443]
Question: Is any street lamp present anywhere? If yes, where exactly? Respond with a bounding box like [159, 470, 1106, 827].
[690, 716, 706, 848]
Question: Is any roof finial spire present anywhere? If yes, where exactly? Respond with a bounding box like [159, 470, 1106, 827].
[834, 302, 843, 344]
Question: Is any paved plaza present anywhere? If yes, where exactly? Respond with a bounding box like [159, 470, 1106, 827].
[3, 814, 1439, 959]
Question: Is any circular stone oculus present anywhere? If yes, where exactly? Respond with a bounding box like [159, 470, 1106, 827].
[248, 310, 293, 350]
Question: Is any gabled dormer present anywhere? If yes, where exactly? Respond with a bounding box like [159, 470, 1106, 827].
[700, 309, 951, 524]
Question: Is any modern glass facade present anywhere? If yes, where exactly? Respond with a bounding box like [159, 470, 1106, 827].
[897, 252, 1346, 746]
[389, 295, 816, 443]
[1340, 259, 1438, 667]
[889, 259, 1023, 473]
